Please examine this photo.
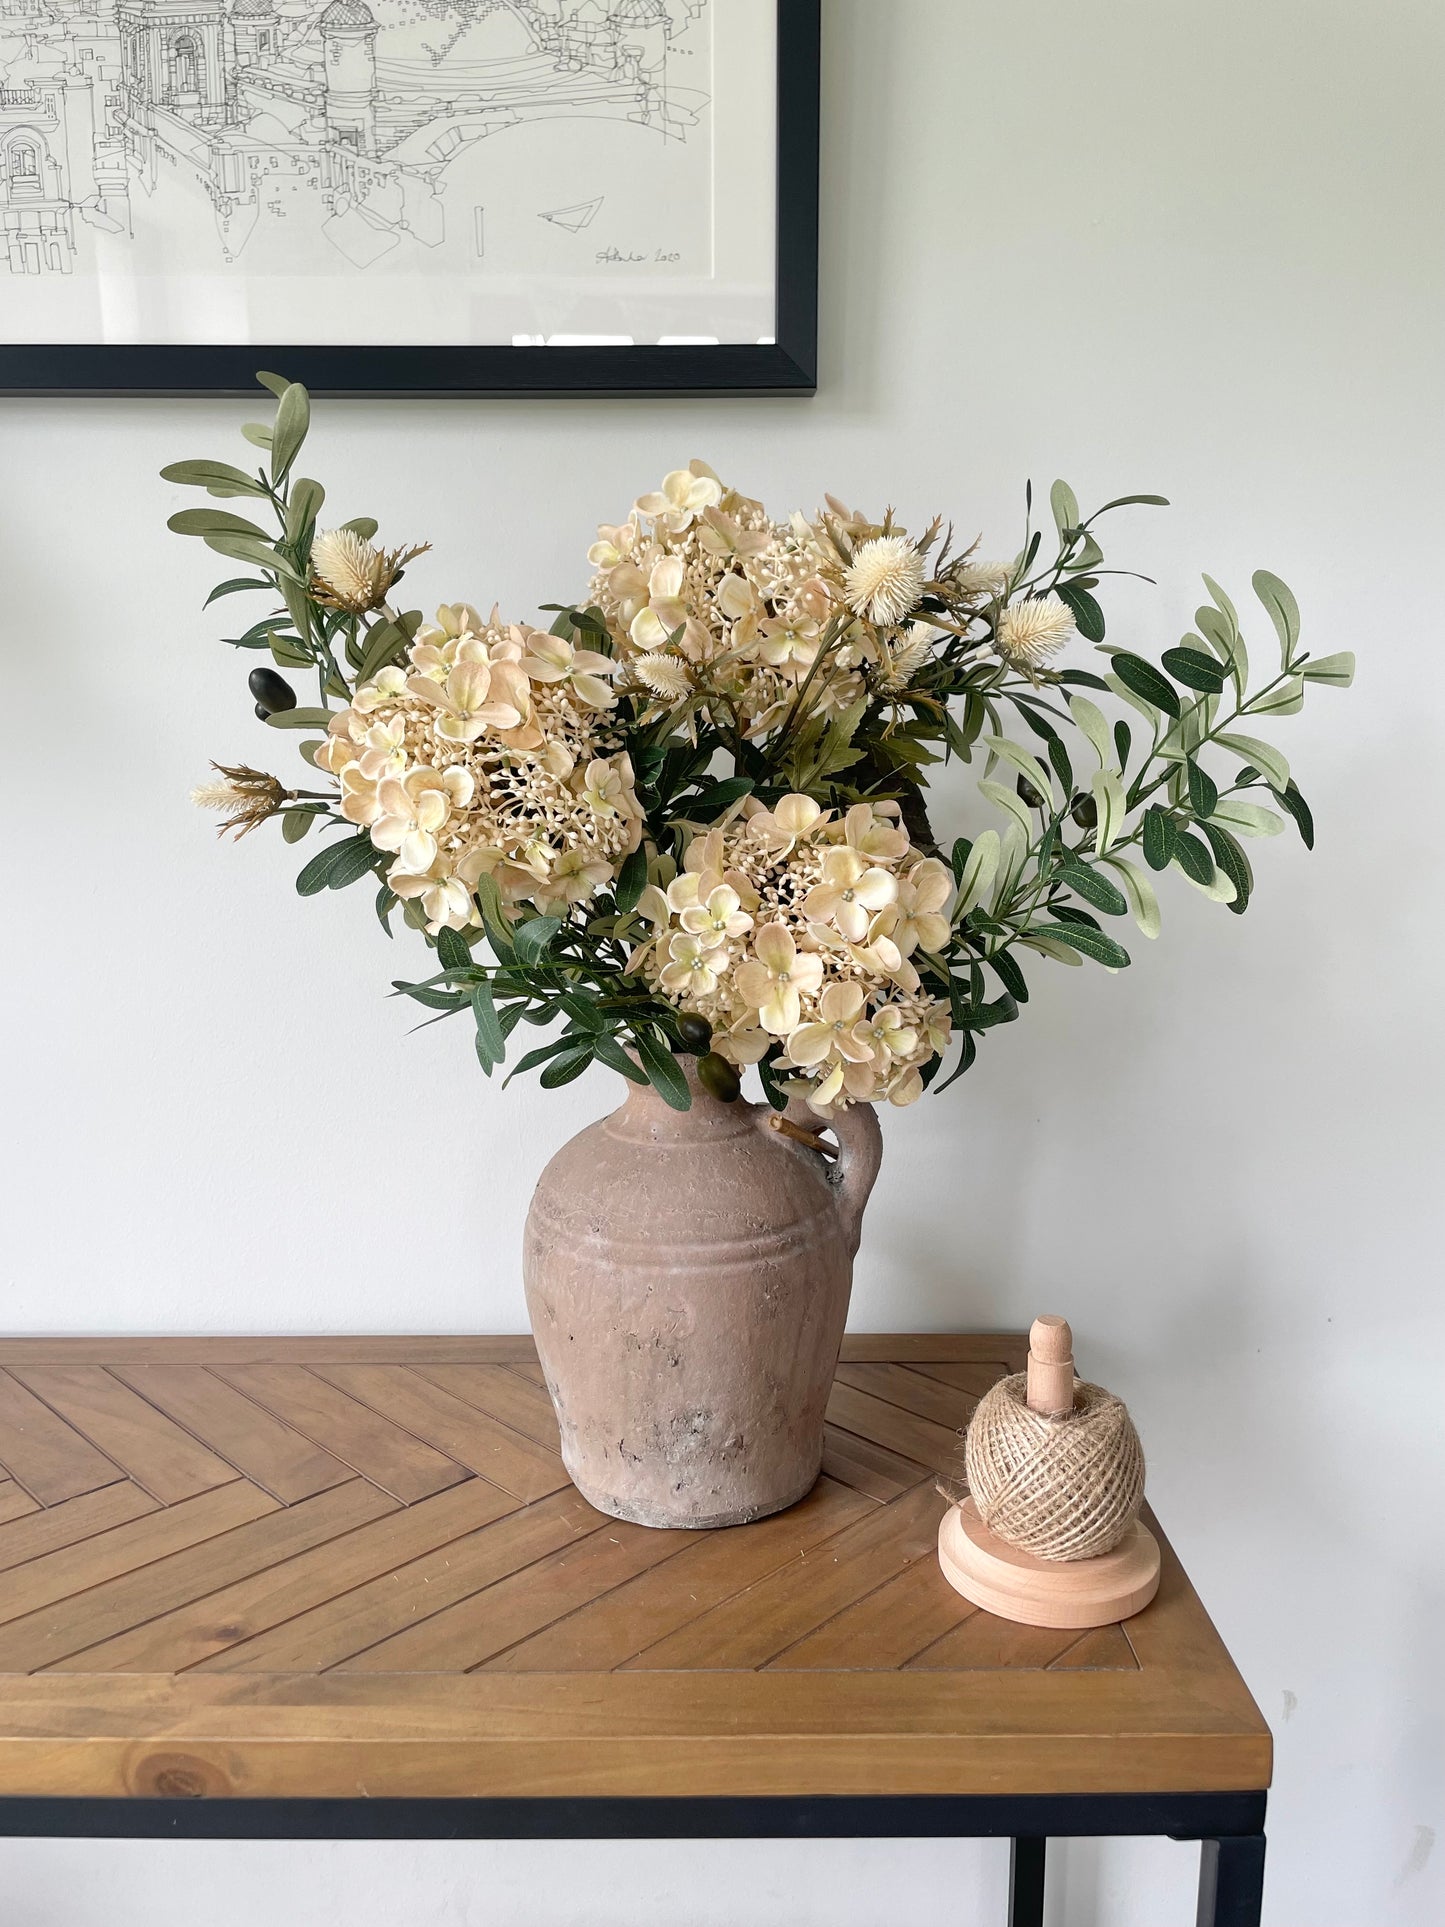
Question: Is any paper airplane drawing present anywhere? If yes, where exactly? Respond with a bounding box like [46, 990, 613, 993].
[538, 196, 605, 233]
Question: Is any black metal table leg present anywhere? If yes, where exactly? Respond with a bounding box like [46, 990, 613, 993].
[1008, 1836, 1046, 1927]
[1196, 1833, 1266, 1927]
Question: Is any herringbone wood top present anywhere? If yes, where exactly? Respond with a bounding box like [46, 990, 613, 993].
[0, 1334, 1270, 1801]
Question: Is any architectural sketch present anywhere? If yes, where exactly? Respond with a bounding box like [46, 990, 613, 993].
[0, 0, 710, 278]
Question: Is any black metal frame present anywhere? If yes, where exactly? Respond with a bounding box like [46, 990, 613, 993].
[0, 1791, 1266, 1925]
[0, 1, 820, 398]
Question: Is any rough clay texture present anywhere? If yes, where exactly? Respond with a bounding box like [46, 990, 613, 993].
[523, 1068, 883, 1529]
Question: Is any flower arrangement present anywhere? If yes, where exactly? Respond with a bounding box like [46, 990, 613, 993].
[169, 376, 1353, 1116]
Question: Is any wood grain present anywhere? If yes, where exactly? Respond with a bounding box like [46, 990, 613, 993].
[0, 1334, 1270, 1801]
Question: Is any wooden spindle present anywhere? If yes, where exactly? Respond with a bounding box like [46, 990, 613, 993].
[1026, 1314, 1076, 1419]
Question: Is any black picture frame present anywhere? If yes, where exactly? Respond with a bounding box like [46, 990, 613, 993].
[0, 0, 819, 400]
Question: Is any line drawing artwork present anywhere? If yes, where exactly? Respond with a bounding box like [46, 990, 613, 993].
[0, 0, 711, 281]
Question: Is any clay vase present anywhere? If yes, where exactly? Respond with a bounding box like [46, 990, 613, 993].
[523, 1063, 883, 1529]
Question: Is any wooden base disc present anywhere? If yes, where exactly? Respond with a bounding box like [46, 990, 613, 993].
[937, 1499, 1161, 1629]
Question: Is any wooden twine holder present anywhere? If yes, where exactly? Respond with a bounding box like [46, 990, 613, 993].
[937, 1316, 1161, 1629]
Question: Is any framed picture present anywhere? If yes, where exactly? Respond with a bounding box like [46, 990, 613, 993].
[0, 0, 818, 396]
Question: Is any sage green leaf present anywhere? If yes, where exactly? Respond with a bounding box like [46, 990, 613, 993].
[1200, 573, 1239, 626]
[991, 819, 1030, 912]
[168, 507, 270, 540]
[202, 532, 304, 581]
[474, 873, 516, 959]
[512, 916, 563, 966]
[255, 371, 291, 399]
[297, 739, 325, 768]
[240, 422, 273, 450]
[1099, 855, 1161, 938]
[1050, 478, 1080, 540]
[1106, 671, 1164, 730]
[979, 778, 1035, 837]
[955, 828, 1000, 916]
[1032, 920, 1131, 969]
[1210, 800, 1285, 838]
[1194, 606, 1236, 661]
[281, 808, 316, 843]
[1300, 651, 1355, 687]
[269, 633, 311, 669]
[1091, 492, 1169, 515]
[634, 1029, 690, 1111]
[343, 516, 379, 540]
[264, 706, 334, 730]
[1067, 692, 1113, 766]
[1250, 675, 1304, 716]
[1090, 767, 1126, 854]
[355, 616, 408, 686]
[1252, 569, 1301, 668]
[1056, 858, 1128, 917]
[203, 576, 271, 607]
[286, 477, 325, 543]
[1175, 854, 1237, 904]
[160, 460, 265, 498]
[270, 382, 310, 482]
[983, 735, 1054, 803]
[1215, 732, 1289, 791]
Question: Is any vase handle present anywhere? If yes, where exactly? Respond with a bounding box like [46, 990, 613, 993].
[825, 1101, 883, 1257]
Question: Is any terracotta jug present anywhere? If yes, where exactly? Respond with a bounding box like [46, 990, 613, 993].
[523, 1063, 883, 1529]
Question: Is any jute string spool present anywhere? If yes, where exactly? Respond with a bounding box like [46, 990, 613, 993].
[964, 1374, 1145, 1561]
[936, 1315, 1161, 1629]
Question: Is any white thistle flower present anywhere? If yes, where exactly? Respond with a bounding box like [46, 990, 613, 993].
[995, 592, 1076, 670]
[954, 558, 1012, 598]
[310, 528, 429, 615]
[843, 536, 925, 626]
[632, 653, 692, 700]
[877, 622, 937, 694]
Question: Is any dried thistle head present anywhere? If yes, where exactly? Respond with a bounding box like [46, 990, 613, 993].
[309, 529, 430, 615]
[190, 763, 293, 840]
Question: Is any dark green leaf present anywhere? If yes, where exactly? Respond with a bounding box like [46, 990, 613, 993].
[1113, 719, 1132, 771]
[682, 776, 754, 823]
[757, 1053, 790, 1113]
[436, 926, 472, 973]
[592, 1031, 648, 1083]
[1173, 829, 1215, 885]
[1055, 669, 1111, 691]
[203, 577, 272, 607]
[512, 916, 563, 967]
[540, 1046, 594, 1090]
[506, 1037, 581, 1083]
[374, 884, 397, 937]
[1200, 820, 1254, 915]
[1034, 921, 1132, 968]
[471, 980, 505, 1070]
[1271, 780, 1315, 849]
[970, 992, 1019, 1031]
[614, 845, 648, 914]
[326, 836, 381, 890]
[1111, 652, 1181, 718]
[933, 1028, 978, 1092]
[1056, 581, 1106, 641]
[1046, 736, 1074, 795]
[949, 836, 973, 885]
[394, 983, 466, 1012]
[988, 947, 1029, 1003]
[1142, 807, 1176, 872]
[1187, 758, 1219, 819]
[295, 839, 348, 896]
[1162, 646, 1226, 694]
[1056, 859, 1128, 916]
[633, 1029, 691, 1111]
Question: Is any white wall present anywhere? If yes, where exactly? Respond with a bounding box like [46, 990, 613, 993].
[3, 1, 1442, 1921]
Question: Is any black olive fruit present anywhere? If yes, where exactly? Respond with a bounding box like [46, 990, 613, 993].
[248, 667, 297, 715]
[1015, 773, 1047, 812]
[1071, 794, 1099, 830]
[675, 1013, 713, 1053]
[696, 1052, 741, 1103]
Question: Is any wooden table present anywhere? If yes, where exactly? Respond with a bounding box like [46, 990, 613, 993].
[0, 1333, 1270, 1925]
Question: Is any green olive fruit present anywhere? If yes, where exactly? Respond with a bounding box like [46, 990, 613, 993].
[248, 667, 297, 715]
[696, 1052, 741, 1102]
[676, 1013, 713, 1053]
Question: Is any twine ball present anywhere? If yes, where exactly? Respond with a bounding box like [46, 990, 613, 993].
[963, 1373, 1145, 1562]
